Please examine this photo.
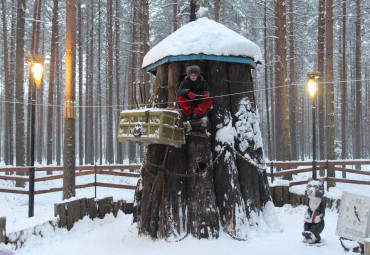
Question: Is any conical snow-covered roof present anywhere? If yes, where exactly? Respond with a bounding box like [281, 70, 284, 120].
[142, 18, 262, 71]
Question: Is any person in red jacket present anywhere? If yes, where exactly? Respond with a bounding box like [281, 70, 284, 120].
[177, 65, 213, 120]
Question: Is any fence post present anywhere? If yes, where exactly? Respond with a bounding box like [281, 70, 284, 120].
[270, 162, 274, 184]
[94, 165, 97, 198]
[29, 167, 35, 217]
[326, 160, 329, 191]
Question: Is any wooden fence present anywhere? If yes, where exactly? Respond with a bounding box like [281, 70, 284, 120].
[0, 164, 142, 195]
[266, 160, 370, 189]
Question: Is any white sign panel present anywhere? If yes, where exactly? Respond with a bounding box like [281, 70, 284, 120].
[336, 191, 370, 244]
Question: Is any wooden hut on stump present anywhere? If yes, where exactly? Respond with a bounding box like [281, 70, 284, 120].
[129, 18, 275, 241]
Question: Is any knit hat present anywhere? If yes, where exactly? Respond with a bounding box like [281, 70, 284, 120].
[186, 65, 200, 76]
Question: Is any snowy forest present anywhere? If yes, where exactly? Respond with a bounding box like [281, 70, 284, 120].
[0, 0, 369, 167]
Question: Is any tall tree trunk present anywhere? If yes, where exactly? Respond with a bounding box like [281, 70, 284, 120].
[8, 0, 17, 166]
[85, 0, 94, 164]
[190, 0, 196, 22]
[288, 0, 297, 160]
[35, 0, 43, 164]
[84, 3, 90, 165]
[317, 0, 325, 161]
[354, 0, 362, 160]
[2, 0, 10, 165]
[274, 0, 291, 168]
[325, 0, 335, 186]
[140, 0, 150, 104]
[15, 0, 26, 169]
[173, 0, 178, 31]
[97, 0, 102, 165]
[128, 0, 138, 164]
[263, 0, 271, 160]
[135, 61, 272, 240]
[63, 0, 77, 200]
[214, 0, 219, 21]
[77, 0, 83, 165]
[115, 0, 123, 163]
[55, 11, 61, 166]
[105, 0, 114, 164]
[340, 0, 347, 177]
[46, 0, 59, 165]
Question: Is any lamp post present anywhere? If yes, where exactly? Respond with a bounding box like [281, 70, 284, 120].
[26, 55, 44, 217]
[307, 72, 319, 180]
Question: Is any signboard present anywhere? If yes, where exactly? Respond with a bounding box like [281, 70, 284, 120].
[336, 191, 370, 244]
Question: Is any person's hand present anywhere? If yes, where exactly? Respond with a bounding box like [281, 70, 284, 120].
[203, 92, 210, 99]
[188, 91, 195, 99]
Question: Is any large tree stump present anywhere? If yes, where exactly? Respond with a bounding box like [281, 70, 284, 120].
[134, 60, 273, 240]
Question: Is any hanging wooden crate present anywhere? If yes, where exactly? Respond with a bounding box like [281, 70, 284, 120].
[117, 109, 185, 148]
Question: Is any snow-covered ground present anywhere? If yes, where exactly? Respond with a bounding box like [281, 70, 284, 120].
[1, 164, 369, 255]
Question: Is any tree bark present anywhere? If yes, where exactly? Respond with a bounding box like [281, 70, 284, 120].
[317, 0, 325, 161]
[77, 0, 83, 165]
[288, 0, 297, 160]
[135, 60, 272, 240]
[63, 0, 76, 199]
[274, 0, 291, 174]
[15, 0, 26, 168]
[354, 0, 362, 160]
[115, 0, 123, 163]
[106, 0, 114, 164]
[97, 0, 102, 165]
[340, 0, 347, 177]
[190, 0, 196, 22]
[214, 0, 220, 21]
[325, 0, 335, 186]
[2, 0, 10, 165]
[46, 0, 59, 165]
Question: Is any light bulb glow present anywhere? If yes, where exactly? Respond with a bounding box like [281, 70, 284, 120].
[307, 78, 317, 98]
[32, 63, 43, 80]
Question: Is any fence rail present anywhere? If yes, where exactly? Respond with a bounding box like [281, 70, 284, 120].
[266, 160, 370, 189]
[0, 164, 142, 195]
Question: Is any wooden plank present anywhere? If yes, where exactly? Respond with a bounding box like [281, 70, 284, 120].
[86, 198, 97, 219]
[289, 180, 308, 186]
[327, 178, 370, 185]
[96, 165, 141, 171]
[266, 160, 370, 167]
[80, 198, 87, 219]
[67, 200, 81, 230]
[95, 182, 137, 190]
[97, 170, 140, 178]
[0, 188, 28, 194]
[0, 175, 29, 182]
[54, 203, 67, 228]
[35, 171, 95, 182]
[35, 166, 64, 172]
[0, 217, 6, 243]
[272, 166, 325, 177]
[97, 197, 113, 219]
[35, 183, 95, 194]
[273, 186, 283, 207]
[0, 168, 29, 173]
[330, 167, 370, 176]
[122, 202, 134, 214]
